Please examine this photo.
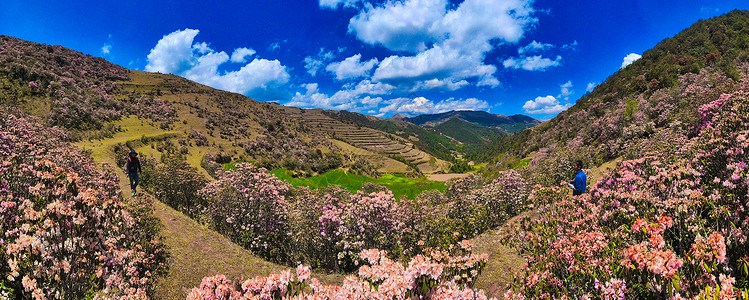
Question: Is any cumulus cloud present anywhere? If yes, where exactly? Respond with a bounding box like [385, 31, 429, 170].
[348, 0, 447, 53]
[145, 29, 200, 74]
[586, 82, 597, 92]
[503, 55, 562, 71]
[523, 95, 570, 114]
[331, 0, 535, 92]
[304, 48, 336, 76]
[379, 96, 490, 116]
[621, 53, 642, 68]
[326, 54, 379, 80]
[412, 78, 469, 92]
[145, 29, 290, 100]
[286, 79, 395, 112]
[518, 40, 553, 54]
[230, 47, 256, 63]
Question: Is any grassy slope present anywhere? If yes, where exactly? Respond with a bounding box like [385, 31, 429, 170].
[80, 132, 343, 300]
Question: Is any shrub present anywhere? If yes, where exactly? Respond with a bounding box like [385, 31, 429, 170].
[503, 91, 749, 299]
[199, 163, 293, 264]
[0, 113, 167, 299]
[186, 243, 492, 300]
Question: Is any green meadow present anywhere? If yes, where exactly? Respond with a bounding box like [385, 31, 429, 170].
[270, 168, 445, 199]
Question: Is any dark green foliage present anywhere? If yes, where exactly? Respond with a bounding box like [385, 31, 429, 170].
[449, 159, 473, 173]
[434, 118, 503, 148]
[405, 110, 540, 133]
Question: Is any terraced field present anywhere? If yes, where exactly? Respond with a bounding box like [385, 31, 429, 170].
[279, 107, 448, 173]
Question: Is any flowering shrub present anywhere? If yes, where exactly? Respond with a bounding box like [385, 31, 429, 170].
[186, 243, 493, 300]
[190, 163, 536, 274]
[317, 190, 411, 270]
[199, 163, 293, 264]
[503, 90, 749, 299]
[0, 36, 175, 136]
[0, 112, 167, 299]
[141, 156, 209, 219]
[190, 129, 209, 146]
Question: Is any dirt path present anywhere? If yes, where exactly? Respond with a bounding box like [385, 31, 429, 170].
[94, 148, 342, 299]
[426, 173, 471, 182]
[471, 210, 537, 298]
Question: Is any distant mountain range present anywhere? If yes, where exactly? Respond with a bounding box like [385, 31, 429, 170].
[389, 110, 541, 148]
[402, 110, 541, 133]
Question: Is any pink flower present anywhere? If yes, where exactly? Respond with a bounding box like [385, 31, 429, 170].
[296, 265, 311, 282]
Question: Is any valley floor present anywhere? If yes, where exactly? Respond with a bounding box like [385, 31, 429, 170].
[79, 121, 526, 299]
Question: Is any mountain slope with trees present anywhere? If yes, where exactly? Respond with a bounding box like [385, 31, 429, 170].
[474, 9, 749, 178]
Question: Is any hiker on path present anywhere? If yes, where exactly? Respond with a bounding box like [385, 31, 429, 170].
[126, 150, 142, 196]
[562, 160, 587, 196]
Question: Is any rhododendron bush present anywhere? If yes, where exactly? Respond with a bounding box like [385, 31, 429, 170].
[186, 243, 492, 300]
[200, 163, 293, 264]
[188, 163, 534, 273]
[502, 90, 749, 298]
[0, 112, 167, 299]
[0, 36, 176, 136]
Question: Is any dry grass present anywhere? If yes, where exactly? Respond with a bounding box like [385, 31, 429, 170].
[471, 210, 538, 298]
[76, 113, 344, 300]
[149, 197, 343, 299]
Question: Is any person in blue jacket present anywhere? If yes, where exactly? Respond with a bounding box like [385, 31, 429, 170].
[126, 150, 142, 196]
[565, 160, 587, 196]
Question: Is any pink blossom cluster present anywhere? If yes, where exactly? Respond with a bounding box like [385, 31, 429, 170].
[199, 163, 293, 263]
[0, 113, 167, 299]
[690, 232, 727, 264]
[1, 36, 178, 133]
[190, 129, 209, 146]
[502, 86, 749, 298]
[187, 246, 493, 300]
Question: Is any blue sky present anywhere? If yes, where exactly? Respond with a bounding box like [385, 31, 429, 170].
[2, 0, 748, 119]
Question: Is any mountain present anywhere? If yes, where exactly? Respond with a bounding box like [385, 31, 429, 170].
[475, 9, 749, 184]
[404, 110, 541, 134]
[433, 117, 504, 147]
[0, 35, 454, 176]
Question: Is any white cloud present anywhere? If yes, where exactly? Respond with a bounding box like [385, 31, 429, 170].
[562, 40, 579, 51]
[412, 78, 469, 92]
[326, 54, 379, 80]
[269, 42, 281, 51]
[518, 40, 553, 54]
[621, 53, 642, 68]
[145, 29, 201, 74]
[350, 80, 396, 95]
[379, 96, 490, 116]
[373, 45, 500, 89]
[503, 55, 562, 71]
[287, 85, 383, 112]
[230, 47, 256, 63]
[559, 81, 573, 99]
[334, 0, 535, 91]
[349, 0, 447, 53]
[319, 0, 362, 9]
[304, 48, 336, 76]
[101, 44, 112, 55]
[586, 82, 596, 92]
[522, 95, 570, 114]
[145, 29, 290, 100]
[286, 79, 395, 112]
